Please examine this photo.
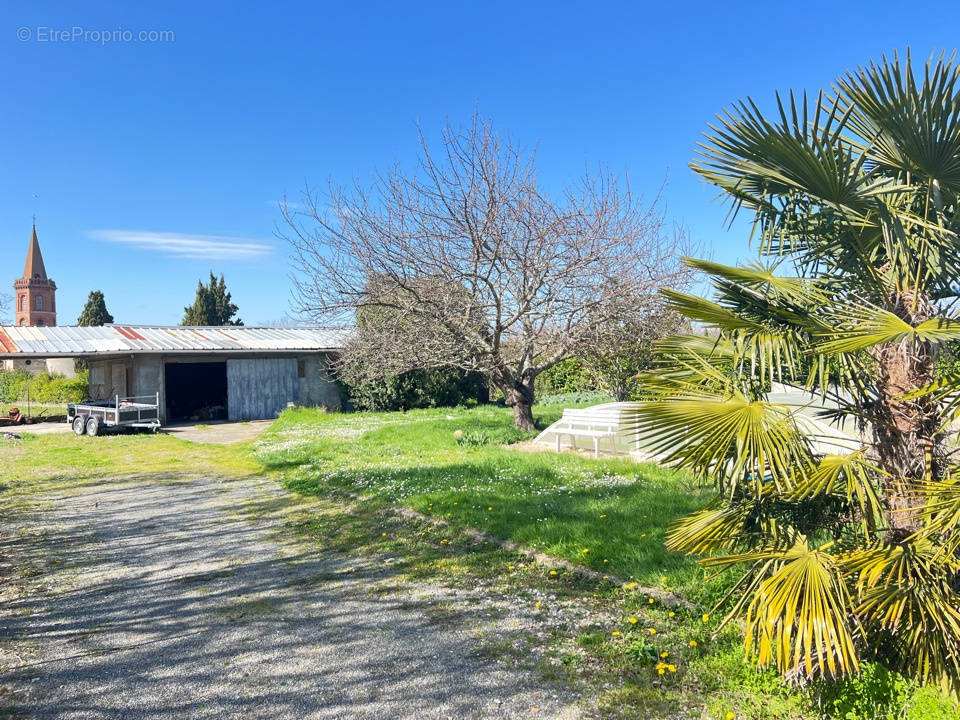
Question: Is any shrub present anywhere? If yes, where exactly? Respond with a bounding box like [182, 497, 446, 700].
[535, 391, 612, 407]
[455, 429, 490, 447]
[535, 358, 593, 396]
[814, 663, 960, 720]
[0, 369, 89, 405]
[29, 371, 89, 403]
[815, 663, 910, 720]
[344, 367, 488, 412]
[0, 369, 32, 403]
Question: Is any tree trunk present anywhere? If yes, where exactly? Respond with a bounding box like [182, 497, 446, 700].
[492, 368, 537, 431]
[512, 399, 536, 431]
[872, 290, 939, 535]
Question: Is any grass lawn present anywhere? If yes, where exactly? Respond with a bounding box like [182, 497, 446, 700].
[257, 405, 715, 596]
[2, 404, 956, 720]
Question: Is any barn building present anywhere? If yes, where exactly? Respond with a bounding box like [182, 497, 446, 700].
[0, 324, 345, 422]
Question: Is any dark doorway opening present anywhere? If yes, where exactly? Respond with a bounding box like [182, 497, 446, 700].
[164, 362, 228, 421]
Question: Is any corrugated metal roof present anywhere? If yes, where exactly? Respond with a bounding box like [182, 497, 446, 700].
[0, 325, 347, 357]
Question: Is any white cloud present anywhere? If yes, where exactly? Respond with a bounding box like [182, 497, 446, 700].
[89, 230, 273, 260]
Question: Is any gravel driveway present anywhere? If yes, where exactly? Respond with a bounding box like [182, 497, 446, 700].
[0, 477, 582, 719]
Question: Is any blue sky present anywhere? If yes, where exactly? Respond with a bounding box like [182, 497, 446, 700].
[1, 1, 957, 326]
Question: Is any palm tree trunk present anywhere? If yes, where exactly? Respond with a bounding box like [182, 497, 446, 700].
[872, 291, 939, 534]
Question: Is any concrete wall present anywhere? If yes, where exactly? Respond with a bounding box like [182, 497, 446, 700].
[297, 354, 342, 409]
[2, 357, 77, 377]
[87, 357, 134, 400]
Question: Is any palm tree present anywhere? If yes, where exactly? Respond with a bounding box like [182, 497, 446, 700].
[633, 50, 960, 691]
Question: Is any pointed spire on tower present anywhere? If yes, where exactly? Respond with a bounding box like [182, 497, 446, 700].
[23, 223, 47, 280]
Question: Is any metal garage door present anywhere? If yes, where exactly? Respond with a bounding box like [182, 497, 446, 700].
[226, 358, 298, 421]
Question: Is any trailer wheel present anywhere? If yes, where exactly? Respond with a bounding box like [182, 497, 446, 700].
[72, 416, 87, 436]
[85, 416, 100, 437]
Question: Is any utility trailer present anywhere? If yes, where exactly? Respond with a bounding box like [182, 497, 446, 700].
[67, 394, 161, 436]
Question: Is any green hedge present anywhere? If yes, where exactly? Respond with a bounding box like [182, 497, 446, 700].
[535, 391, 612, 407]
[0, 369, 32, 403]
[534, 358, 593, 396]
[0, 369, 89, 404]
[344, 368, 488, 412]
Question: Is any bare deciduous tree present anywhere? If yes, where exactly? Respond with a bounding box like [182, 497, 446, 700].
[580, 301, 688, 401]
[281, 113, 692, 429]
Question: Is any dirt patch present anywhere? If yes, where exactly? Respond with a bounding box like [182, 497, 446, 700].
[162, 419, 274, 445]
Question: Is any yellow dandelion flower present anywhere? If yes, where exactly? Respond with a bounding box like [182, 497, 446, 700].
[629, 581, 638, 588]
[535, 601, 542, 607]
[382, 532, 387, 537]
[611, 630, 621, 637]
[582, 548, 589, 553]
[603, 559, 608, 563]
[648, 628, 657, 635]
[648, 597, 655, 604]
[660, 651, 669, 658]
[689, 640, 698, 647]
[508, 565, 514, 570]
[660, 576, 667, 582]
[628, 617, 638, 624]
[487, 506, 492, 511]
[657, 667, 665, 675]
[668, 611, 675, 617]
[667, 664, 676, 672]
[549, 570, 557, 576]
[641, 533, 646, 537]
[725, 713, 735, 720]
[599, 514, 607, 518]
[702, 613, 710, 622]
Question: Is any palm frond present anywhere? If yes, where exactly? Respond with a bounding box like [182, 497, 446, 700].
[683, 257, 826, 305]
[665, 487, 800, 556]
[845, 540, 960, 689]
[692, 90, 872, 214]
[626, 384, 813, 493]
[789, 451, 884, 537]
[910, 471, 960, 558]
[839, 50, 960, 191]
[662, 289, 764, 331]
[705, 541, 860, 679]
[814, 304, 960, 354]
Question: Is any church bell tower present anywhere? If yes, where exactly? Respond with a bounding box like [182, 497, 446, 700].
[13, 224, 57, 327]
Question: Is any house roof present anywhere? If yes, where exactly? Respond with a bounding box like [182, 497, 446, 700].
[0, 324, 347, 357]
[22, 225, 48, 280]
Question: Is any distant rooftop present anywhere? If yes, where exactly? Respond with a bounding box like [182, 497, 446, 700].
[0, 324, 347, 357]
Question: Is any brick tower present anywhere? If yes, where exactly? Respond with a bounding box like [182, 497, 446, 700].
[14, 224, 57, 327]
